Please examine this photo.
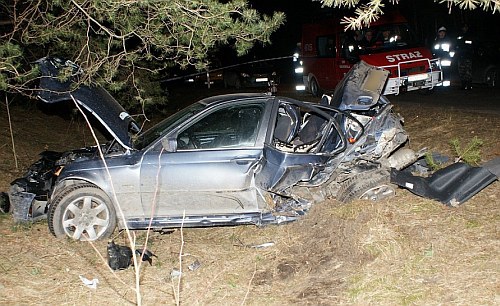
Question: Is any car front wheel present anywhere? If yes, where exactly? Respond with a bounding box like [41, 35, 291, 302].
[48, 183, 116, 241]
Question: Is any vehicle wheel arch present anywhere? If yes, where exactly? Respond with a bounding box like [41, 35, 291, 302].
[51, 178, 109, 200]
[307, 74, 322, 97]
[483, 65, 497, 87]
[53, 176, 115, 201]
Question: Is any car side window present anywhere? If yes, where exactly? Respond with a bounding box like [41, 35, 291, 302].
[272, 102, 344, 154]
[176, 102, 265, 150]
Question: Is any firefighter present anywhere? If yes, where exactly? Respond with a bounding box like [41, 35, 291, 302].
[433, 26, 453, 86]
[434, 26, 451, 55]
[455, 24, 474, 90]
[378, 29, 392, 45]
[360, 29, 376, 48]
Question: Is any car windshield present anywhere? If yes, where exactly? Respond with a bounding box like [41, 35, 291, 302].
[132, 102, 206, 150]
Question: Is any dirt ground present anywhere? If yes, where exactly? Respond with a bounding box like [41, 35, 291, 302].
[0, 86, 499, 305]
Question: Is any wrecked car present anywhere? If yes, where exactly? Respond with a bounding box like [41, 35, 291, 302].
[8, 58, 431, 241]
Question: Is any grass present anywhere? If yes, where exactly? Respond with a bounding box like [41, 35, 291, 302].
[10, 221, 34, 233]
[0, 92, 498, 305]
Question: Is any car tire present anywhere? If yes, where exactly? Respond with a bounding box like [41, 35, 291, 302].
[48, 183, 116, 241]
[485, 68, 497, 87]
[309, 77, 322, 97]
[337, 169, 396, 203]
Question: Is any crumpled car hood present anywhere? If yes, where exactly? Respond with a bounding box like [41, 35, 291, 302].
[331, 60, 389, 111]
[36, 57, 139, 150]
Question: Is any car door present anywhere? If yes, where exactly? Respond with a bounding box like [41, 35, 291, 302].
[255, 98, 347, 194]
[139, 100, 271, 218]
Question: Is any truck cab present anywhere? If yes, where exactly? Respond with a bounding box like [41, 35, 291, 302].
[295, 12, 443, 96]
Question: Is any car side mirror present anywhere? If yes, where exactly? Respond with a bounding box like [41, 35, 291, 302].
[161, 137, 177, 152]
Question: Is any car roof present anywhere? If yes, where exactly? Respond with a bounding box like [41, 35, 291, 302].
[197, 93, 271, 106]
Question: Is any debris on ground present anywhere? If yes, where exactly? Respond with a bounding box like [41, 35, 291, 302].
[107, 240, 133, 270]
[107, 240, 158, 269]
[136, 248, 157, 265]
[391, 157, 500, 206]
[188, 260, 201, 271]
[79, 275, 99, 289]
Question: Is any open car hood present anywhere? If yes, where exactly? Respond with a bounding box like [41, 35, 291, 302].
[331, 61, 389, 111]
[36, 57, 139, 150]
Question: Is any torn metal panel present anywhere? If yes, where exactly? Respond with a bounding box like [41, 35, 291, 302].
[257, 145, 329, 194]
[330, 61, 389, 111]
[391, 158, 500, 206]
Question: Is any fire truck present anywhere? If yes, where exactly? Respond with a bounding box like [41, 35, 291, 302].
[294, 12, 444, 96]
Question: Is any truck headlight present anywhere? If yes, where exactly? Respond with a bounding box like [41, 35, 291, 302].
[440, 60, 452, 67]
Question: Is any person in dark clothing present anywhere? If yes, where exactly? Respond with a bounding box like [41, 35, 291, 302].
[455, 24, 474, 89]
[434, 26, 451, 55]
[433, 26, 453, 86]
[360, 29, 376, 48]
[380, 29, 391, 44]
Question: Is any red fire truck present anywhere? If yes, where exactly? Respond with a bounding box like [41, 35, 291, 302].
[294, 12, 443, 96]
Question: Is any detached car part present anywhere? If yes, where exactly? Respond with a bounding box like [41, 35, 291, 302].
[391, 157, 500, 206]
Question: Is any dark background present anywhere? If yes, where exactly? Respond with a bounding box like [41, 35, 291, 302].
[236, 0, 500, 86]
[249, 0, 500, 57]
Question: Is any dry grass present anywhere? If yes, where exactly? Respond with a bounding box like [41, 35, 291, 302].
[0, 90, 499, 305]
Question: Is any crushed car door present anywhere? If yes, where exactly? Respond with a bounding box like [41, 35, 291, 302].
[139, 101, 271, 217]
[255, 98, 347, 195]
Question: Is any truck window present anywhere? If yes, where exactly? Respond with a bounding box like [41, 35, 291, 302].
[317, 35, 336, 57]
[341, 24, 415, 61]
[341, 31, 360, 62]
